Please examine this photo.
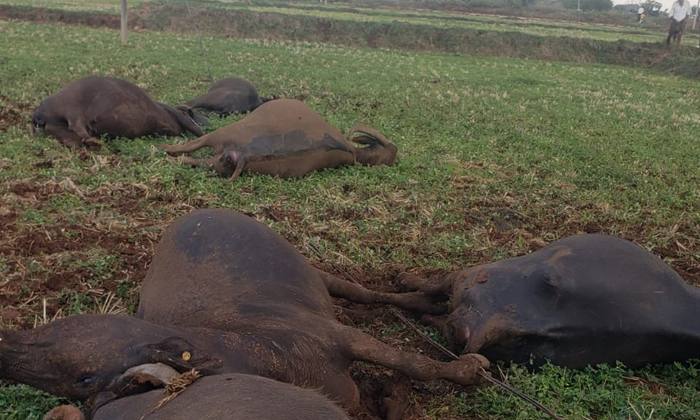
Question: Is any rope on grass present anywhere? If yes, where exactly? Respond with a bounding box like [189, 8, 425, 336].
[306, 241, 566, 420]
[183, 0, 215, 84]
[389, 308, 566, 420]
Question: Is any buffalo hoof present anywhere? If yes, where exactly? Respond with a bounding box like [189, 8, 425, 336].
[162, 143, 183, 156]
[44, 405, 84, 420]
[83, 137, 103, 151]
[447, 353, 490, 386]
[397, 272, 426, 291]
[382, 374, 411, 420]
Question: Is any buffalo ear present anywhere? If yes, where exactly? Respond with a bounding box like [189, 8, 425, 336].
[190, 110, 209, 127]
[144, 337, 222, 371]
[177, 104, 209, 127]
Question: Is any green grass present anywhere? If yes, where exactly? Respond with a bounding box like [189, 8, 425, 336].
[0, 384, 67, 420]
[1, 17, 700, 420]
[460, 361, 700, 420]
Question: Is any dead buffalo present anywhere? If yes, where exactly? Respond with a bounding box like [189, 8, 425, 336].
[137, 209, 488, 413]
[0, 209, 488, 416]
[32, 76, 207, 149]
[44, 373, 349, 420]
[162, 99, 397, 181]
[336, 234, 700, 369]
[182, 77, 273, 116]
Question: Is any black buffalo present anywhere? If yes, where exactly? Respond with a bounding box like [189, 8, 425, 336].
[182, 77, 273, 116]
[327, 234, 700, 368]
[32, 76, 206, 149]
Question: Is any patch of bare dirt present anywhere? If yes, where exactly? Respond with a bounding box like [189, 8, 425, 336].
[0, 178, 164, 328]
[0, 94, 33, 132]
[0, 219, 154, 327]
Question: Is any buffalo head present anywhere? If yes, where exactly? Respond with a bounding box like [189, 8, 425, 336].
[347, 125, 397, 166]
[0, 314, 213, 403]
[163, 104, 208, 136]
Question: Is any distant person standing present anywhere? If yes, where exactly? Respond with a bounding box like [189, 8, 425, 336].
[667, 0, 691, 47]
[638, 7, 645, 23]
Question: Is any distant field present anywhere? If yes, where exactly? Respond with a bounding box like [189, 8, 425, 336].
[0, 0, 679, 44]
[0, 0, 150, 12]
[2, 15, 700, 420]
[242, 4, 665, 43]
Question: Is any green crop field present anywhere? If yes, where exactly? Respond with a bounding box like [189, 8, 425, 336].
[0, 0, 151, 12]
[242, 4, 665, 43]
[0, 0, 682, 44]
[1, 6, 700, 420]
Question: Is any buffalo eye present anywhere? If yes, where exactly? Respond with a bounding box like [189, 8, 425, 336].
[223, 154, 237, 168]
[75, 375, 97, 388]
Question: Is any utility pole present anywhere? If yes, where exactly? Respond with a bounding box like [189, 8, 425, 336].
[120, 0, 127, 44]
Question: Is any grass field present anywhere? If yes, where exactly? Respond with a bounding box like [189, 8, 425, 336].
[4, 0, 700, 76]
[0, 0, 151, 12]
[2, 8, 700, 420]
[0, 0, 680, 44]
[240, 4, 667, 43]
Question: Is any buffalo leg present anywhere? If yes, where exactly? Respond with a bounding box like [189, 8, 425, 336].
[317, 270, 446, 314]
[175, 156, 238, 181]
[66, 116, 101, 148]
[162, 134, 215, 156]
[398, 273, 452, 296]
[382, 374, 411, 420]
[336, 324, 488, 386]
[176, 155, 216, 167]
[43, 124, 83, 149]
[320, 369, 361, 414]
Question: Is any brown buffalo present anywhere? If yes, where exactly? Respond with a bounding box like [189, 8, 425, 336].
[162, 99, 397, 181]
[32, 76, 206, 149]
[0, 209, 488, 417]
[44, 373, 349, 420]
[182, 77, 273, 116]
[329, 234, 700, 369]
